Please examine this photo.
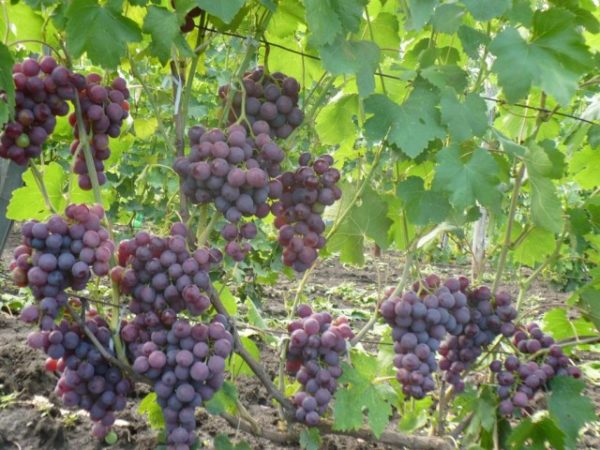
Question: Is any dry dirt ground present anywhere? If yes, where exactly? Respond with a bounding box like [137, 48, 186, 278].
[0, 234, 598, 450]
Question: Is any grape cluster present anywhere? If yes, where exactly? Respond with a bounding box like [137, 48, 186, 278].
[492, 323, 581, 417]
[68, 74, 130, 189]
[286, 304, 353, 425]
[122, 315, 233, 449]
[0, 57, 71, 164]
[26, 314, 133, 439]
[219, 67, 303, 138]
[174, 124, 285, 260]
[11, 204, 113, 327]
[271, 153, 341, 272]
[112, 223, 220, 319]
[438, 284, 517, 392]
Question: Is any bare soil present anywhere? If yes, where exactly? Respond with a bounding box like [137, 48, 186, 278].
[0, 236, 598, 450]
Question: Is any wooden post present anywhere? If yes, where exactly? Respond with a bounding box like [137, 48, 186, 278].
[0, 160, 25, 256]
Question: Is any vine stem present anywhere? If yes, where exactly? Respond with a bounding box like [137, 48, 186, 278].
[196, 211, 219, 247]
[289, 143, 385, 316]
[28, 161, 56, 213]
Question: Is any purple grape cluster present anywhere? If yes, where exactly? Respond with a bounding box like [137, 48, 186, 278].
[438, 285, 517, 392]
[271, 153, 341, 272]
[11, 204, 113, 327]
[219, 67, 303, 139]
[492, 323, 582, 417]
[286, 304, 353, 425]
[122, 315, 233, 449]
[68, 74, 130, 189]
[112, 223, 221, 319]
[26, 314, 133, 439]
[0, 57, 71, 164]
[174, 123, 285, 260]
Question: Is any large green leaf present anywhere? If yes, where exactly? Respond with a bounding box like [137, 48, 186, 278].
[143, 6, 192, 65]
[319, 38, 380, 97]
[512, 227, 556, 267]
[490, 8, 593, 105]
[406, 0, 438, 30]
[137, 393, 165, 430]
[0, 42, 15, 128]
[315, 94, 359, 150]
[462, 0, 511, 21]
[66, 0, 142, 68]
[507, 416, 566, 450]
[195, 0, 245, 24]
[433, 145, 501, 211]
[305, 0, 366, 47]
[364, 84, 445, 157]
[397, 177, 450, 226]
[549, 377, 597, 449]
[440, 91, 489, 143]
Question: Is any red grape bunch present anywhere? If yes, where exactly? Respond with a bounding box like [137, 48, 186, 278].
[492, 323, 582, 417]
[219, 67, 304, 139]
[439, 284, 517, 392]
[113, 223, 221, 320]
[68, 74, 130, 190]
[123, 315, 233, 450]
[0, 56, 71, 164]
[11, 204, 113, 329]
[271, 153, 341, 272]
[175, 123, 285, 260]
[26, 314, 133, 439]
[286, 304, 353, 425]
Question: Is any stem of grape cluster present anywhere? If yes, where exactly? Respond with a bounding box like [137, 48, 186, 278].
[196, 211, 219, 246]
[29, 161, 56, 213]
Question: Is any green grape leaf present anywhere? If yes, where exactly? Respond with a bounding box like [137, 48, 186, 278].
[364, 85, 445, 158]
[299, 428, 321, 450]
[490, 8, 593, 105]
[512, 227, 556, 267]
[440, 91, 489, 142]
[315, 94, 359, 151]
[0, 42, 15, 127]
[333, 353, 394, 437]
[319, 38, 380, 97]
[269, 0, 304, 39]
[421, 65, 469, 93]
[195, 0, 245, 24]
[432, 4, 465, 34]
[305, 0, 366, 47]
[397, 177, 450, 226]
[205, 381, 238, 416]
[457, 25, 490, 59]
[577, 287, 600, 332]
[370, 12, 400, 50]
[549, 377, 597, 449]
[65, 0, 141, 68]
[462, 0, 511, 21]
[507, 416, 566, 450]
[433, 145, 501, 211]
[328, 185, 392, 266]
[138, 393, 165, 430]
[406, 0, 438, 30]
[143, 6, 192, 65]
[226, 337, 260, 377]
[524, 145, 563, 233]
[569, 146, 600, 189]
[542, 308, 596, 342]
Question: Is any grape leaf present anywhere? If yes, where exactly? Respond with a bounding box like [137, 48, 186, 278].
[396, 177, 450, 226]
[65, 0, 142, 68]
[433, 145, 501, 211]
[524, 145, 563, 233]
[542, 308, 596, 342]
[0, 42, 15, 128]
[319, 38, 380, 97]
[370, 12, 400, 50]
[269, 0, 304, 39]
[507, 416, 566, 450]
[440, 91, 489, 143]
[462, 0, 511, 21]
[195, 0, 245, 24]
[569, 147, 600, 189]
[205, 381, 238, 416]
[315, 94, 359, 151]
[578, 287, 600, 332]
[143, 6, 192, 65]
[364, 84, 445, 158]
[213, 434, 252, 450]
[406, 0, 438, 30]
[333, 354, 394, 437]
[226, 336, 260, 377]
[490, 8, 593, 105]
[457, 25, 490, 59]
[138, 393, 165, 430]
[305, 0, 366, 47]
[512, 227, 556, 267]
[421, 65, 468, 93]
[432, 4, 465, 34]
[299, 428, 321, 450]
[328, 186, 392, 266]
[549, 377, 597, 449]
